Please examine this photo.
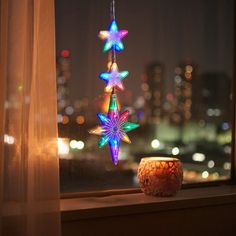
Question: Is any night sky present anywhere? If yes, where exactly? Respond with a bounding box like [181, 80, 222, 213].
[55, 0, 234, 103]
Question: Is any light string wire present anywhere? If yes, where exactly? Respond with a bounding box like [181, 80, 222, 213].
[110, 0, 116, 64]
[109, 0, 116, 95]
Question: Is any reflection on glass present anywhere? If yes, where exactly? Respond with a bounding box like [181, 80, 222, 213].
[56, 0, 234, 192]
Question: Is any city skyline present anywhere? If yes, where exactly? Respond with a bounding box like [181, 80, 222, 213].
[56, 0, 234, 103]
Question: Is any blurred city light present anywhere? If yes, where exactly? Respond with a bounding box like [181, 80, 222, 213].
[174, 75, 182, 84]
[224, 145, 231, 154]
[76, 115, 85, 125]
[60, 49, 70, 58]
[222, 122, 229, 130]
[202, 171, 209, 179]
[214, 109, 221, 116]
[207, 108, 214, 116]
[65, 106, 74, 115]
[185, 65, 193, 73]
[223, 162, 231, 170]
[207, 108, 221, 117]
[151, 139, 160, 149]
[57, 138, 70, 155]
[69, 140, 85, 150]
[62, 115, 69, 124]
[57, 114, 63, 123]
[192, 153, 206, 162]
[172, 147, 179, 155]
[70, 140, 78, 149]
[77, 141, 85, 150]
[207, 160, 215, 168]
[212, 172, 220, 179]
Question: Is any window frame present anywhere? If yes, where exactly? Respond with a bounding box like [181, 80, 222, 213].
[60, 1, 236, 199]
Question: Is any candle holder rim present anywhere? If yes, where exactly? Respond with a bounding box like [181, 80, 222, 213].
[140, 157, 180, 162]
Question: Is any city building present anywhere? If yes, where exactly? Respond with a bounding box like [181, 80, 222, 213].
[141, 62, 165, 124]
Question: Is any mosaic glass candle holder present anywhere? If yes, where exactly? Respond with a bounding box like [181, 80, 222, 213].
[137, 157, 183, 197]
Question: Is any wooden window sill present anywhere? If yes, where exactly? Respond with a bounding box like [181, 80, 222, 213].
[61, 185, 236, 222]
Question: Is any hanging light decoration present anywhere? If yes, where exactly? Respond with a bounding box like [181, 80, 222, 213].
[89, 0, 139, 165]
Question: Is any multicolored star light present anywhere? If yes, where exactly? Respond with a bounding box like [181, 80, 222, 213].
[89, 0, 139, 165]
[89, 92, 139, 165]
[99, 20, 128, 52]
[99, 62, 128, 92]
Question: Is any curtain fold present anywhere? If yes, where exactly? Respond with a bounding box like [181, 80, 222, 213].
[0, 0, 61, 235]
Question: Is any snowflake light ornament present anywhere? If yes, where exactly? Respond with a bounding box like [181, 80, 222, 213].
[89, 92, 139, 165]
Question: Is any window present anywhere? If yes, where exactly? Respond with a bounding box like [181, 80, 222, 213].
[56, 0, 234, 193]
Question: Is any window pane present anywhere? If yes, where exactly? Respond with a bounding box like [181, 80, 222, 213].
[56, 0, 234, 193]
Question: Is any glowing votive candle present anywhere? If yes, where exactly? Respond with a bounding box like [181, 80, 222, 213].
[137, 157, 183, 197]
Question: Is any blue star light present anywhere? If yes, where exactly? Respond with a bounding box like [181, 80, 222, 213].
[99, 62, 128, 91]
[99, 20, 128, 52]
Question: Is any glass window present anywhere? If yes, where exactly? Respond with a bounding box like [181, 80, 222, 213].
[55, 0, 234, 193]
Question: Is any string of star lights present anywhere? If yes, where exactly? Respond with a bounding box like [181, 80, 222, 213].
[89, 0, 139, 165]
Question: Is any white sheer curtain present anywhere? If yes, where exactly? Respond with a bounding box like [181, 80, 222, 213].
[0, 0, 61, 235]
